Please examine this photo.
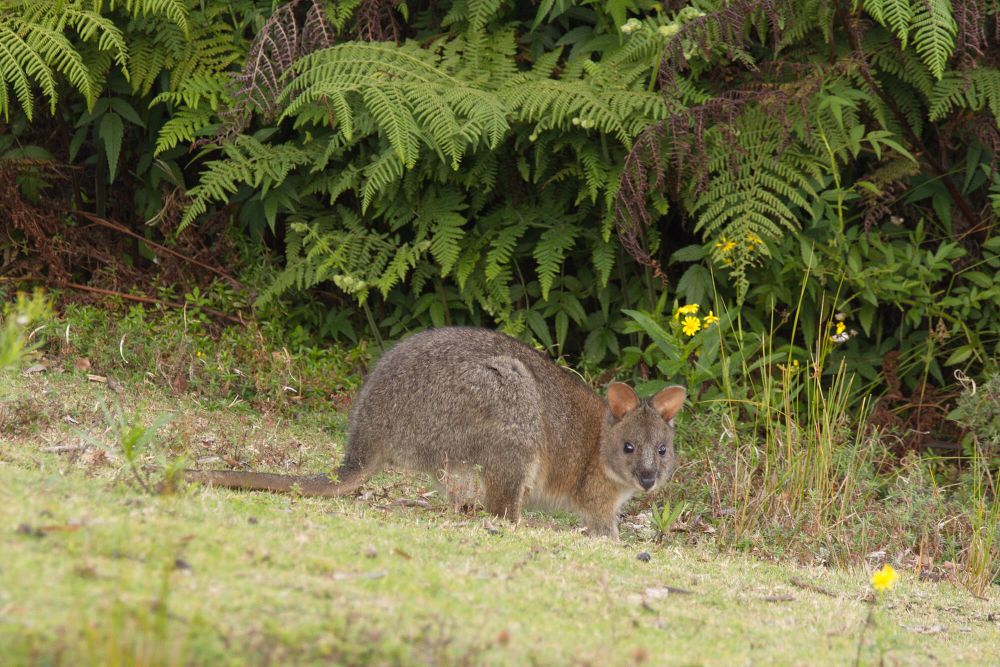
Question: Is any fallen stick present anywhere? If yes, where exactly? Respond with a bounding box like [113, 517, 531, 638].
[55, 281, 246, 327]
[789, 577, 837, 598]
[73, 211, 245, 290]
[41, 444, 88, 453]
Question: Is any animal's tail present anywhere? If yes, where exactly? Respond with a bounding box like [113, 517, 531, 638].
[184, 466, 368, 498]
[187, 432, 381, 498]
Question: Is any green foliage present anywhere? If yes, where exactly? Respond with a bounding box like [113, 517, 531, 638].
[0, 1, 131, 118]
[0, 291, 48, 370]
[622, 298, 726, 399]
[862, 0, 956, 78]
[650, 498, 686, 540]
[1, 0, 998, 395]
[99, 403, 173, 493]
[928, 67, 1000, 122]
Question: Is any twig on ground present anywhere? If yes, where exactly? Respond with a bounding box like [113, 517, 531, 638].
[790, 577, 838, 598]
[73, 211, 245, 290]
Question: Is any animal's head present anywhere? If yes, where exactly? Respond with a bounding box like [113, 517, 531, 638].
[599, 383, 686, 493]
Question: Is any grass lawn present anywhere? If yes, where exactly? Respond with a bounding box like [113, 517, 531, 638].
[1, 372, 997, 665]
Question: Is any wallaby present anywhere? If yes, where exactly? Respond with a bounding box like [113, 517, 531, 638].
[187, 327, 686, 538]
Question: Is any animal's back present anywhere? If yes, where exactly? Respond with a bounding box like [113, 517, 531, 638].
[345, 328, 576, 475]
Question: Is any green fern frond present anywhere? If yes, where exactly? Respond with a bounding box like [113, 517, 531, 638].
[591, 238, 616, 287]
[181, 136, 312, 230]
[285, 42, 511, 163]
[929, 68, 1000, 123]
[862, 0, 913, 47]
[0, 19, 54, 119]
[485, 216, 527, 281]
[534, 223, 577, 301]
[110, 0, 190, 35]
[869, 39, 934, 99]
[689, 109, 822, 300]
[153, 105, 214, 155]
[361, 147, 405, 212]
[417, 190, 467, 277]
[910, 0, 955, 80]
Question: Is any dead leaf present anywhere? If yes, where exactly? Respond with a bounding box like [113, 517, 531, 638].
[171, 374, 189, 393]
[906, 624, 947, 635]
[73, 357, 91, 371]
[86, 374, 107, 383]
[23, 364, 46, 375]
[74, 564, 98, 579]
[393, 547, 412, 560]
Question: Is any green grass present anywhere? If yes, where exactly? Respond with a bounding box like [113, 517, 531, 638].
[2, 372, 998, 666]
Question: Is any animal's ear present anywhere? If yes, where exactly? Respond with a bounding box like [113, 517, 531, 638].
[607, 382, 640, 420]
[650, 385, 686, 422]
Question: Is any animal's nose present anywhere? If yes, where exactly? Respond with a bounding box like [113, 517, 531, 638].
[639, 473, 656, 490]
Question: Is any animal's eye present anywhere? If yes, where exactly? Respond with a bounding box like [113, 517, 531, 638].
[623, 442, 635, 454]
[658, 444, 668, 456]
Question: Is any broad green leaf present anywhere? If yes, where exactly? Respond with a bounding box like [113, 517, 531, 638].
[98, 112, 123, 183]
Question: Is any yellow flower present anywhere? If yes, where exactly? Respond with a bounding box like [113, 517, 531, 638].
[745, 232, 764, 249]
[714, 237, 737, 253]
[673, 303, 699, 320]
[835, 322, 846, 335]
[681, 316, 701, 336]
[870, 564, 898, 592]
[703, 311, 719, 328]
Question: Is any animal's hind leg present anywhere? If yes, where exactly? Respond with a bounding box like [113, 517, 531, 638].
[483, 470, 527, 524]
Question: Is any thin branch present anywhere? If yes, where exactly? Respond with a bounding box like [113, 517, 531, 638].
[72, 211, 245, 290]
[52, 281, 247, 327]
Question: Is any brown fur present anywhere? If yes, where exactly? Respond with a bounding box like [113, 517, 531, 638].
[187, 327, 685, 538]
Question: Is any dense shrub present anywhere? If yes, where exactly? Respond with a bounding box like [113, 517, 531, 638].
[1, 0, 998, 399]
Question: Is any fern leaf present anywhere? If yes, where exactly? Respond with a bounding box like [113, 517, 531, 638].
[429, 210, 466, 277]
[361, 148, 405, 212]
[0, 21, 51, 119]
[363, 85, 421, 168]
[910, 0, 956, 80]
[591, 238, 616, 287]
[534, 223, 577, 301]
[485, 217, 527, 281]
[863, 0, 913, 46]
